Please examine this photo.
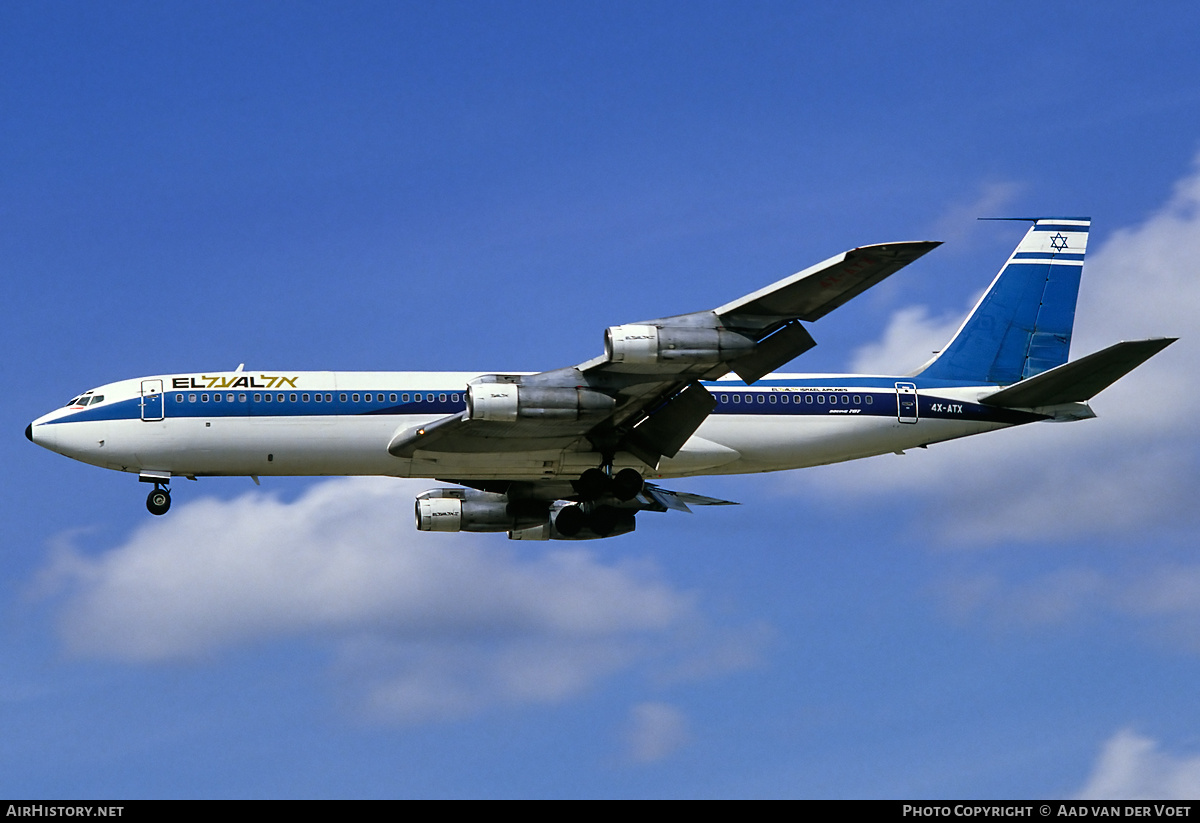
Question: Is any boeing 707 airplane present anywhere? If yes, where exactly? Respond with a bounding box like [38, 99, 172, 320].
[27, 218, 1175, 540]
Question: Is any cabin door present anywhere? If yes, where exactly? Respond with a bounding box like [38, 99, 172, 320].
[140, 379, 165, 421]
[895, 382, 918, 424]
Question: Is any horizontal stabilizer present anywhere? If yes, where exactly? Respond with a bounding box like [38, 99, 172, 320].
[981, 337, 1176, 408]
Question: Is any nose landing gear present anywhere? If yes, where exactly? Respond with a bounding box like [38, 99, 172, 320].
[146, 485, 171, 516]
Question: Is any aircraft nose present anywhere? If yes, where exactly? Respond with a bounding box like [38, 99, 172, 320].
[26, 418, 55, 450]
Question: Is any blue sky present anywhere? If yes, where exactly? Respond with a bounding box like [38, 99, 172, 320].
[5, 1, 1200, 798]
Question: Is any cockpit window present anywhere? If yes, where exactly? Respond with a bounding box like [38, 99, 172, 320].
[65, 392, 93, 408]
[88, 395, 103, 405]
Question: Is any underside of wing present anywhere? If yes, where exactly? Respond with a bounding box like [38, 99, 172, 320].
[388, 239, 939, 470]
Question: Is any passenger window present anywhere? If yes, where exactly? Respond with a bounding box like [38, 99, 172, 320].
[352, 394, 359, 402]
[866, 395, 873, 404]
[732, 395, 740, 403]
[816, 395, 824, 404]
[757, 395, 764, 404]
[224, 394, 232, 402]
[302, 394, 310, 402]
[805, 394, 813, 404]
[214, 394, 222, 402]
[264, 394, 272, 402]
[401, 394, 409, 402]
[340, 394, 347, 402]
[290, 393, 297, 402]
[254, 394, 261, 402]
[176, 394, 183, 403]
[390, 394, 398, 402]
[315, 394, 322, 402]
[426, 394, 434, 402]
[769, 395, 777, 404]
[238, 393, 246, 402]
[451, 393, 459, 403]
[189, 394, 197, 402]
[439, 393, 446, 402]
[853, 395, 861, 404]
[201, 394, 209, 402]
[326, 394, 332, 402]
[842, 395, 849, 404]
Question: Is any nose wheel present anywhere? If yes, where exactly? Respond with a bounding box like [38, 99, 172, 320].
[146, 485, 171, 516]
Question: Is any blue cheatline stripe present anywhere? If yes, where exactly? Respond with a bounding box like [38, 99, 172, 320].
[44, 384, 1042, 427]
[706, 389, 1035, 423]
[48, 390, 468, 423]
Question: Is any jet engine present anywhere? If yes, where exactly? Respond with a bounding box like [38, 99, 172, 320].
[465, 383, 615, 422]
[508, 502, 637, 541]
[605, 324, 754, 366]
[414, 488, 548, 533]
[415, 489, 637, 540]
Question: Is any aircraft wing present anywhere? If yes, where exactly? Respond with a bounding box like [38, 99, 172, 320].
[713, 242, 940, 322]
[388, 240, 939, 468]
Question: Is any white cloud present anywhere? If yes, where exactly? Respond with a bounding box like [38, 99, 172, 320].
[37, 477, 761, 722]
[807, 158, 1200, 546]
[849, 305, 964, 377]
[624, 701, 690, 764]
[1076, 729, 1200, 800]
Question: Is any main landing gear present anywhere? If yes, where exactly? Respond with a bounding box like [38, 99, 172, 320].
[146, 484, 171, 516]
[573, 467, 644, 502]
[556, 466, 644, 537]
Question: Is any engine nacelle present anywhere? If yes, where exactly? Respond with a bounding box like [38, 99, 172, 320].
[605, 324, 754, 366]
[508, 502, 636, 541]
[415, 489, 549, 533]
[466, 383, 614, 422]
[414, 496, 467, 532]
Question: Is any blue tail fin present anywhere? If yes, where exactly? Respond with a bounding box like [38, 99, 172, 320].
[917, 217, 1090, 385]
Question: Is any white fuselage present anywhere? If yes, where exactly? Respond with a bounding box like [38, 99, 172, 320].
[29, 370, 1030, 483]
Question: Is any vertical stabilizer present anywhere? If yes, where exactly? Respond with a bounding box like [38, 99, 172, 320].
[918, 218, 1090, 385]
